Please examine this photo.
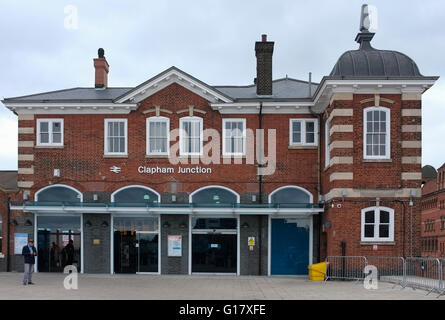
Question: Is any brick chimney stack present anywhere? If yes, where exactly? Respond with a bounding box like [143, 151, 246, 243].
[255, 34, 274, 96]
[94, 48, 109, 88]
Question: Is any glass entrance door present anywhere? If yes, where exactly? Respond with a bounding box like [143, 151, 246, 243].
[36, 216, 81, 273]
[113, 217, 159, 274]
[192, 232, 237, 273]
[191, 217, 238, 274]
[137, 232, 159, 273]
[114, 231, 137, 273]
[37, 230, 81, 272]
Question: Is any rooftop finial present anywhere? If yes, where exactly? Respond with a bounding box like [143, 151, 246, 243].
[355, 4, 375, 49]
[359, 4, 370, 32]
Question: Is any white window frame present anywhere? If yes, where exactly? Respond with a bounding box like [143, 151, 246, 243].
[222, 118, 246, 156]
[325, 119, 330, 167]
[179, 116, 203, 156]
[146, 116, 170, 156]
[363, 106, 391, 160]
[289, 118, 318, 146]
[36, 118, 64, 146]
[361, 206, 394, 242]
[104, 119, 128, 156]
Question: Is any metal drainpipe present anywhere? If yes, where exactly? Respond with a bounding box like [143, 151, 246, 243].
[310, 106, 322, 263]
[258, 101, 264, 203]
[316, 113, 322, 262]
[258, 101, 263, 275]
[6, 196, 11, 272]
[401, 201, 406, 258]
[410, 202, 413, 257]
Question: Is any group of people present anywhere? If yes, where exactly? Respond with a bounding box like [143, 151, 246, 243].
[22, 239, 75, 286]
[50, 240, 75, 269]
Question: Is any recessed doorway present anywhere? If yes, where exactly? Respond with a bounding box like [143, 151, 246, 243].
[191, 217, 238, 274]
[36, 215, 81, 273]
[113, 217, 160, 274]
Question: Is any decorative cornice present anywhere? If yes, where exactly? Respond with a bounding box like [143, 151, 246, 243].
[311, 78, 437, 113]
[4, 102, 138, 114]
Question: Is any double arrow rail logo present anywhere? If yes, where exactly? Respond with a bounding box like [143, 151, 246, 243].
[110, 166, 121, 174]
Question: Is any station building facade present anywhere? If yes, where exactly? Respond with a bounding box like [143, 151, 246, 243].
[0, 15, 438, 275]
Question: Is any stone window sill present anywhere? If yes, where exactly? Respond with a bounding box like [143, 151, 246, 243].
[35, 145, 64, 149]
[360, 241, 395, 246]
[103, 154, 128, 158]
[362, 158, 392, 163]
[288, 145, 318, 150]
[145, 155, 169, 159]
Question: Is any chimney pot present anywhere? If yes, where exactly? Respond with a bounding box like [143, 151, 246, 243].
[98, 48, 105, 58]
[262, 34, 267, 42]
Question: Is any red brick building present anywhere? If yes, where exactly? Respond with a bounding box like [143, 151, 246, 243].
[0, 171, 18, 271]
[0, 11, 438, 274]
[421, 164, 445, 258]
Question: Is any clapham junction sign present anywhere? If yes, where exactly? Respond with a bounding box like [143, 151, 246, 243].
[138, 166, 212, 174]
[109, 165, 213, 174]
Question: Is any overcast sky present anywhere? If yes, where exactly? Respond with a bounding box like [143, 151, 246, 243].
[0, 0, 444, 170]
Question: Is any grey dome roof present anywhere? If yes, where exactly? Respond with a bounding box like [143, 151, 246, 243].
[330, 32, 423, 77]
[422, 165, 437, 181]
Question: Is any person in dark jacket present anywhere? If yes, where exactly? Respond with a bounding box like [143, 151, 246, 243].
[22, 239, 37, 285]
[64, 240, 75, 267]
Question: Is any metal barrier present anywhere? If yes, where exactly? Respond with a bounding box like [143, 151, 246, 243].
[439, 259, 445, 297]
[323, 256, 444, 298]
[403, 257, 442, 295]
[367, 256, 405, 287]
[325, 256, 368, 281]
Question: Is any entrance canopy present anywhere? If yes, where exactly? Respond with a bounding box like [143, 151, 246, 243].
[11, 201, 323, 215]
[12, 184, 323, 215]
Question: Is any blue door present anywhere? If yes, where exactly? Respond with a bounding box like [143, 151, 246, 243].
[271, 218, 310, 275]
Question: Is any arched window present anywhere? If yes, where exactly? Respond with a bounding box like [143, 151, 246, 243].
[363, 106, 390, 159]
[111, 186, 160, 204]
[269, 186, 312, 205]
[35, 185, 82, 202]
[361, 206, 394, 242]
[190, 186, 239, 205]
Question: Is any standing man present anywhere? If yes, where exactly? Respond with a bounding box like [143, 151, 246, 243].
[22, 239, 37, 285]
[64, 239, 75, 267]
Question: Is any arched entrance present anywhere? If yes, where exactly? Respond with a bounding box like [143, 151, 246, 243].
[269, 186, 313, 275]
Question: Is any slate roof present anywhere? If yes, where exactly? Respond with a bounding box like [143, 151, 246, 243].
[214, 78, 317, 100]
[3, 87, 131, 103]
[3, 76, 318, 103]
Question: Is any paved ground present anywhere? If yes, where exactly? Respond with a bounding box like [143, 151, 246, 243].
[0, 272, 441, 300]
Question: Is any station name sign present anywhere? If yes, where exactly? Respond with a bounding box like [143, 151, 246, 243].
[138, 166, 212, 174]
